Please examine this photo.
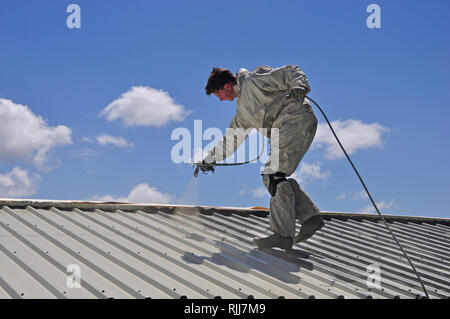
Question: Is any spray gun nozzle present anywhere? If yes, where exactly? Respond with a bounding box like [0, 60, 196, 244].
[193, 161, 215, 177]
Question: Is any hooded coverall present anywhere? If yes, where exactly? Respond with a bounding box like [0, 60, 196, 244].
[205, 65, 321, 239]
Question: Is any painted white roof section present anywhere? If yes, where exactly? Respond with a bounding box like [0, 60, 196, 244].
[0, 199, 449, 299]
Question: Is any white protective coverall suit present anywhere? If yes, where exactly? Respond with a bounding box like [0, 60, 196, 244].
[205, 65, 321, 240]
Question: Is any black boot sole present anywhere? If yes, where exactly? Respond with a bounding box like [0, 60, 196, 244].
[253, 238, 293, 250]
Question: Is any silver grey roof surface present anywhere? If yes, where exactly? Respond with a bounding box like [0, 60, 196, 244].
[0, 199, 449, 299]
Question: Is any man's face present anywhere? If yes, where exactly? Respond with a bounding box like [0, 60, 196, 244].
[213, 83, 236, 102]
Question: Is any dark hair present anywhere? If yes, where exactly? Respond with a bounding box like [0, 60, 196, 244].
[205, 67, 237, 95]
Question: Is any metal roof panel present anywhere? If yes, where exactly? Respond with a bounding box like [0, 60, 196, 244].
[0, 200, 449, 299]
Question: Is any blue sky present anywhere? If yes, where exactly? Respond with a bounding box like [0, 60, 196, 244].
[0, 0, 449, 218]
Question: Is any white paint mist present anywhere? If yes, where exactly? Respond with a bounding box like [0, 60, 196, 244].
[176, 176, 200, 205]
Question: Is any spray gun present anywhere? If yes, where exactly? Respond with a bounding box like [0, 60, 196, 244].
[193, 155, 263, 177]
[193, 160, 215, 177]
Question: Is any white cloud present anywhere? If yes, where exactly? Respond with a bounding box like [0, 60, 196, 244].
[313, 119, 390, 160]
[100, 86, 190, 127]
[361, 199, 397, 213]
[81, 136, 94, 143]
[127, 184, 173, 203]
[239, 184, 248, 196]
[353, 190, 369, 200]
[0, 167, 41, 197]
[96, 133, 134, 148]
[335, 191, 351, 200]
[0, 98, 72, 171]
[335, 190, 369, 201]
[239, 184, 269, 198]
[291, 162, 330, 184]
[91, 183, 173, 204]
[251, 187, 268, 198]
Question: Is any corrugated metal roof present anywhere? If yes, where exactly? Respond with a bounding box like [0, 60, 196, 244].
[0, 199, 449, 299]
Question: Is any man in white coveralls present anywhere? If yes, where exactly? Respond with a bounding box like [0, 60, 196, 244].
[201, 65, 324, 250]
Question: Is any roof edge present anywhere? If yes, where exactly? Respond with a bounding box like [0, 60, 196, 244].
[0, 198, 263, 215]
[0, 198, 449, 224]
[319, 210, 450, 224]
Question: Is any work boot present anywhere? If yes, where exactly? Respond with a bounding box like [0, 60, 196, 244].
[253, 233, 293, 250]
[294, 215, 324, 243]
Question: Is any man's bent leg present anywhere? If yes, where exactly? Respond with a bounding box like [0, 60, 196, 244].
[264, 173, 296, 238]
[287, 178, 320, 224]
[254, 104, 322, 249]
[270, 106, 323, 244]
[252, 173, 295, 250]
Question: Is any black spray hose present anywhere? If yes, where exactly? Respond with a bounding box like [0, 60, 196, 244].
[305, 96, 430, 299]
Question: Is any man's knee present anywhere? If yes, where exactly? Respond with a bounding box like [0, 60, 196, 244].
[262, 172, 288, 197]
